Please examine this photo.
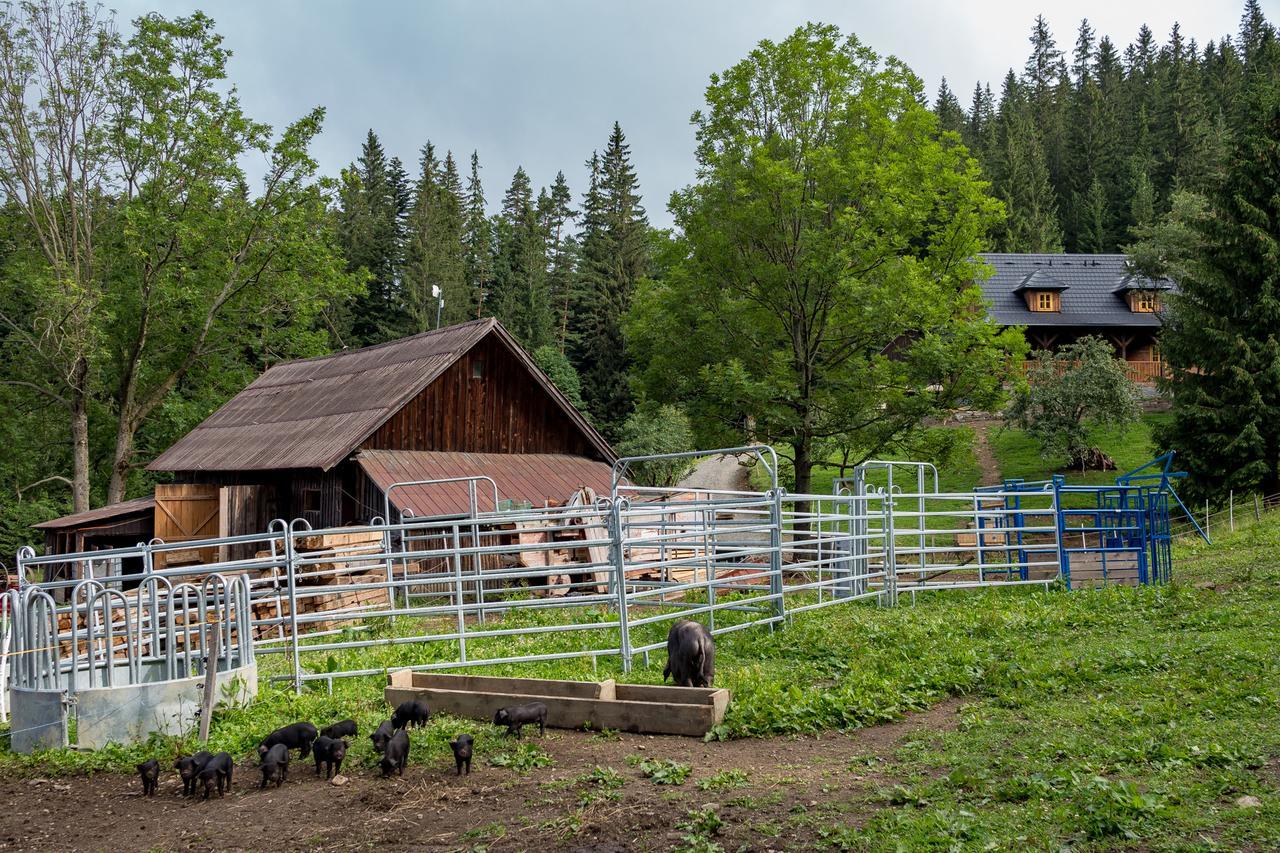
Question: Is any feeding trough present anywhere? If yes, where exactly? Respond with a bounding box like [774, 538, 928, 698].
[384, 670, 730, 737]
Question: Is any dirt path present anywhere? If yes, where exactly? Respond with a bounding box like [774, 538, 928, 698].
[678, 452, 754, 492]
[970, 420, 1002, 486]
[0, 700, 963, 852]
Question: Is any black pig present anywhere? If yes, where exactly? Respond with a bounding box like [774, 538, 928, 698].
[493, 702, 547, 738]
[663, 619, 715, 688]
[174, 750, 213, 797]
[198, 751, 234, 799]
[370, 719, 396, 753]
[259, 743, 289, 789]
[391, 699, 430, 730]
[380, 728, 409, 778]
[450, 734, 473, 775]
[258, 721, 318, 759]
[136, 759, 159, 796]
[312, 735, 347, 779]
[319, 719, 357, 740]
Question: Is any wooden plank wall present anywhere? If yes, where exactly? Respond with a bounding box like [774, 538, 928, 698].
[361, 335, 601, 459]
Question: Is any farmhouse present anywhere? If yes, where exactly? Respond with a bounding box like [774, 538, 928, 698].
[976, 253, 1173, 385]
[36, 318, 617, 559]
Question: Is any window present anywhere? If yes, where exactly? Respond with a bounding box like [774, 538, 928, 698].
[1131, 291, 1158, 313]
[471, 359, 484, 379]
[1151, 345, 1162, 364]
[301, 487, 321, 515]
[1026, 290, 1060, 312]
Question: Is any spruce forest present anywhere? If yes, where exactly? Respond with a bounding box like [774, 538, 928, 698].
[0, 2, 1276, 549]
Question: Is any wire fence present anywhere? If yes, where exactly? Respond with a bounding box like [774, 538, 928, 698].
[6, 467, 1176, 698]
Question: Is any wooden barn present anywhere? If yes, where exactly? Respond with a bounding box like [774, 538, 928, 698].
[36, 318, 618, 560]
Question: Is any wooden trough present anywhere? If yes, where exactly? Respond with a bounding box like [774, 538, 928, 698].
[385, 670, 730, 737]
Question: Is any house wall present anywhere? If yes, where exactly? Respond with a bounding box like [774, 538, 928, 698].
[362, 335, 602, 459]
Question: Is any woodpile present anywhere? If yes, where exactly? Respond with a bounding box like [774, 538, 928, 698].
[250, 531, 390, 638]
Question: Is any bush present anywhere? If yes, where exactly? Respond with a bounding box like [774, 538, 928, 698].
[616, 404, 696, 487]
[1005, 336, 1141, 470]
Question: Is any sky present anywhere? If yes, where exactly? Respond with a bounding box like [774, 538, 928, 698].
[112, 0, 1272, 227]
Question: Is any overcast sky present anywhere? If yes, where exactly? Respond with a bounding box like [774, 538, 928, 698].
[112, 0, 1270, 226]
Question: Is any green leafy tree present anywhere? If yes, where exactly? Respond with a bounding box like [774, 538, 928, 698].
[1005, 336, 1141, 470]
[1157, 70, 1280, 498]
[532, 344, 585, 412]
[1124, 189, 1210, 281]
[630, 23, 1023, 497]
[0, 0, 117, 512]
[615, 404, 696, 488]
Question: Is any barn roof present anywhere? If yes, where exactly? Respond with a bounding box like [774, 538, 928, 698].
[148, 318, 613, 473]
[34, 495, 156, 530]
[977, 253, 1174, 328]
[357, 450, 615, 518]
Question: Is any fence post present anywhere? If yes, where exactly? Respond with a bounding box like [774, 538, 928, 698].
[605, 498, 632, 673]
[1205, 499, 1210, 535]
[198, 618, 219, 743]
[1229, 491, 1235, 531]
[1255, 493, 1262, 522]
[769, 488, 784, 619]
[882, 495, 898, 607]
[284, 523, 302, 695]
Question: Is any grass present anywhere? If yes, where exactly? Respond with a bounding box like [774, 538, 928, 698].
[5, 498, 1280, 847]
[991, 411, 1172, 487]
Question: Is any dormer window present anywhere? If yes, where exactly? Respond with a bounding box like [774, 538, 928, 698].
[1129, 290, 1158, 313]
[1027, 290, 1060, 312]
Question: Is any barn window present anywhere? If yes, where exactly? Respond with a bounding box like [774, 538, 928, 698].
[471, 359, 484, 379]
[301, 487, 321, 515]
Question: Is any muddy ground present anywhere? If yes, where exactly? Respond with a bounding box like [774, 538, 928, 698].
[0, 700, 961, 852]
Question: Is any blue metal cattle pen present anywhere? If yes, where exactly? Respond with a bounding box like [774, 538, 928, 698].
[975, 452, 1205, 589]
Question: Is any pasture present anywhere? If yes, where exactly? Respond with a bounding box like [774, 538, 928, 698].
[0, 511, 1277, 850]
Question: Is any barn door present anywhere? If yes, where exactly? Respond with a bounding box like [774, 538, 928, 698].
[153, 484, 221, 568]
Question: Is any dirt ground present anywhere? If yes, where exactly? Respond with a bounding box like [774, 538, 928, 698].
[0, 700, 961, 852]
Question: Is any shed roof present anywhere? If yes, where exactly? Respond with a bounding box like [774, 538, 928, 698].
[977, 253, 1174, 328]
[357, 450, 615, 518]
[34, 495, 156, 530]
[148, 318, 613, 473]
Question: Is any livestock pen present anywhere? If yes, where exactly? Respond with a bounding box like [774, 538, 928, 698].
[2, 446, 1195, 750]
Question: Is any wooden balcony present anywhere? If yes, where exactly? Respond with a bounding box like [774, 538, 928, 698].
[1020, 359, 1168, 386]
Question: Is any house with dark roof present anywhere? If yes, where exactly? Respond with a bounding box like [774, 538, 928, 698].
[37, 318, 618, 557]
[976, 253, 1173, 384]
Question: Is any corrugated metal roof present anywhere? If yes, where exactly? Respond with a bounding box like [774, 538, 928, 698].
[977, 253, 1174, 328]
[357, 450, 616, 518]
[34, 495, 156, 530]
[148, 318, 613, 473]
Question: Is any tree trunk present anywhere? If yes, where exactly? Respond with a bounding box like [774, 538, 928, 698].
[106, 418, 136, 506]
[70, 390, 91, 514]
[792, 436, 813, 535]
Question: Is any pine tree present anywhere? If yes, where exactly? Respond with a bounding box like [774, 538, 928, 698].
[991, 73, 1063, 252]
[569, 123, 648, 435]
[491, 167, 554, 347]
[336, 130, 406, 344]
[1156, 73, 1280, 498]
[401, 144, 468, 332]
[540, 171, 577, 351]
[933, 78, 965, 136]
[463, 152, 493, 319]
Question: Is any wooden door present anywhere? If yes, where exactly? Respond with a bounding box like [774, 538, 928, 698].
[154, 483, 221, 568]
